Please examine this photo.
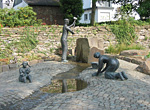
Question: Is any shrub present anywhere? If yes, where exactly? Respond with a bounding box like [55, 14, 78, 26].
[106, 43, 145, 54]
[110, 19, 136, 45]
[0, 6, 42, 27]
[127, 17, 149, 26]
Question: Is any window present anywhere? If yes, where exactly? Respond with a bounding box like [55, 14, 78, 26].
[84, 14, 88, 21]
[13, 0, 22, 7]
[89, 13, 91, 20]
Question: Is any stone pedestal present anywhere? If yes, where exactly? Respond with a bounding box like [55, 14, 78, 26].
[76, 37, 104, 63]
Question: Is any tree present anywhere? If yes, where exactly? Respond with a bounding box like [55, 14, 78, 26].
[59, 0, 84, 23]
[90, 0, 97, 26]
[90, 0, 109, 26]
[115, 3, 133, 19]
[136, 0, 150, 19]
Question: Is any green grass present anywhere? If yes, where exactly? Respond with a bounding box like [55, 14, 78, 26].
[106, 43, 145, 54]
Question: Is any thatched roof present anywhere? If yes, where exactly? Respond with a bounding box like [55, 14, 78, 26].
[25, 0, 60, 6]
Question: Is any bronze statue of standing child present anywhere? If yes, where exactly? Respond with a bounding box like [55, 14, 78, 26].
[61, 17, 77, 62]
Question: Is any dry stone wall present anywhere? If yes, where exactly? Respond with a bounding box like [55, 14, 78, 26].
[0, 25, 150, 60]
[135, 25, 150, 49]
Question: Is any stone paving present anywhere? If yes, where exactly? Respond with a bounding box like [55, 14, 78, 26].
[0, 61, 74, 109]
[1, 60, 150, 110]
[33, 60, 150, 110]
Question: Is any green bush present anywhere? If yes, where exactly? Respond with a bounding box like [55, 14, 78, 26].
[110, 19, 136, 45]
[127, 17, 150, 26]
[0, 6, 42, 27]
[106, 43, 144, 54]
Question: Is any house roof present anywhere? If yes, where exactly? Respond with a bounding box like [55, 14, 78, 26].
[25, 0, 60, 6]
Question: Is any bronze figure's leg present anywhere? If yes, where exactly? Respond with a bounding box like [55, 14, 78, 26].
[61, 40, 68, 62]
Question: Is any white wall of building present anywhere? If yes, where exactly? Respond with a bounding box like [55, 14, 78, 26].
[0, 0, 28, 10]
[80, 0, 115, 24]
[97, 7, 114, 22]
[79, 9, 99, 24]
[80, 10, 91, 24]
[80, 0, 140, 24]
[1, 0, 14, 9]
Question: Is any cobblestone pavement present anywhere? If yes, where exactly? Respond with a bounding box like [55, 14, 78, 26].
[33, 60, 150, 110]
[1, 60, 150, 110]
[0, 61, 74, 110]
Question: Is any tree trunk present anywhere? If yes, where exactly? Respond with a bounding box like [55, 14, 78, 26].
[90, 0, 97, 26]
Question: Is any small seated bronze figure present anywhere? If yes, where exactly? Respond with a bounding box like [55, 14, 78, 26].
[19, 61, 32, 83]
[92, 52, 128, 81]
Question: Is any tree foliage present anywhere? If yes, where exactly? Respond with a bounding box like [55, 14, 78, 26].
[115, 3, 133, 19]
[59, 0, 84, 23]
[136, 0, 150, 19]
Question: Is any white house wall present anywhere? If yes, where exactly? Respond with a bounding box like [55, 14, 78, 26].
[80, 10, 91, 24]
[80, 0, 140, 24]
[1, 0, 14, 9]
[0, 0, 28, 9]
[79, 9, 99, 24]
[95, 9, 98, 22]
[97, 8, 114, 22]
[80, 0, 115, 24]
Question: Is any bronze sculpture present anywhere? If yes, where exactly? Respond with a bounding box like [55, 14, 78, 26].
[19, 61, 32, 83]
[92, 52, 128, 81]
[61, 17, 77, 62]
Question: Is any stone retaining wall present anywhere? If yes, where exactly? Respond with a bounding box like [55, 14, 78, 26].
[1, 25, 149, 53]
[0, 25, 149, 66]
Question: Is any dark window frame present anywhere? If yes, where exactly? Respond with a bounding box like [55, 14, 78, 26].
[84, 14, 88, 21]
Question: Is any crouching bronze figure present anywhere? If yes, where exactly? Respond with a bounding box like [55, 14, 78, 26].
[92, 52, 128, 81]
